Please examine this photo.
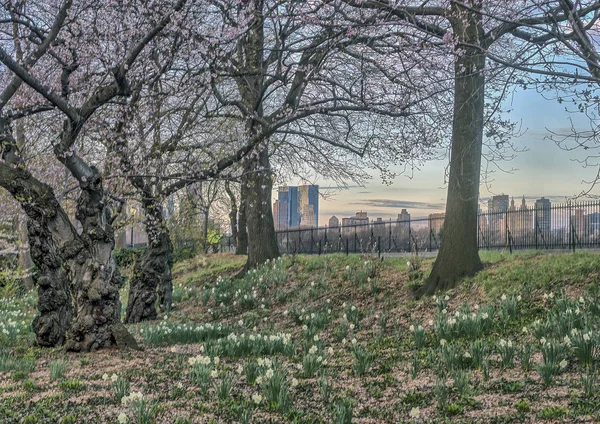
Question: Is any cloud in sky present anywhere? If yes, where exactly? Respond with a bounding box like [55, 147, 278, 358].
[350, 199, 445, 210]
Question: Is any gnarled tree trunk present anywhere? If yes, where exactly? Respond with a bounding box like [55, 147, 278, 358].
[0, 164, 76, 347]
[245, 148, 279, 268]
[65, 167, 136, 351]
[125, 196, 173, 323]
[420, 3, 485, 296]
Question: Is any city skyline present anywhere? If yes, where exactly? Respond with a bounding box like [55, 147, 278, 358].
[276, 88, 600, 227]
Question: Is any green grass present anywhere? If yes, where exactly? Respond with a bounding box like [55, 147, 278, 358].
[3, 251, 600, 423]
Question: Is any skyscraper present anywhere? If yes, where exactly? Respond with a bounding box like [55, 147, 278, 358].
[288, 186, 300, 228]
[298, 185, 319, 228]
[272, 185, 319, 230]
[535, 197, 552, 236]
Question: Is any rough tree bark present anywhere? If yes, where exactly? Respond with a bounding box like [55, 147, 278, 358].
[0, 163, 76, 347]
[419, 3, 485, 296]
[125, 197, 173, 323]
[65, 166, 137, 351]
[245, 148, 280, 268]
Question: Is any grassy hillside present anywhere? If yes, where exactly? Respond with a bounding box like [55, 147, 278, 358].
[1, 251, 600, 423]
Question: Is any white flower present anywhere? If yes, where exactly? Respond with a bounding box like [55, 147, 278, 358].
[327, 347, 334, 355]
[342, 338, 347, 345]
[252, 393, 263, 404]
[256, 376, 263, 385]
[463, 351, 472, 359]
[482, 313, 489, 319]
[409, 407, 420, 418]
[507, 340, 513, 348]
[345, 266, 350, 271]
[559, 359, 568, 369]
[237, 365, 243, 375]
[499, 339, 507, 347]
[540, 337, 547, 345]
[409, 325, 415, 332]
[111, 374, 118, 382]
[351, 338, 357, 345]
[313, 335, 319, 342]
[238, 320, 244, 326]
[117, 413, 128, 424]
[501, 294, 507, 301]
[170, 347, 177, 353]
[583, 333, 591, 342]
[440, 339, 447, 346]
[102, 373, 109, 381]
[309, 345, 318, 355]
[444, 295, 450, 301]
[265, 369, 274, 379]
[211, 370, 218, 378]
[349, 323, 355, 330]
[442, 309, 447, 315]
[517, 295, 522, 301]
[474, 304, 479, 310]
[428, 319, 433, 326]
[579, 296, 585, 304]
[522, 327, 528, 334]
[549, 292, 554, 299]
[177, 382, 183, 389]
[563, 335, 571, 346]
[291, 378, 299, 387]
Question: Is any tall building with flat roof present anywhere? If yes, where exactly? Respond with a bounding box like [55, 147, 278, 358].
[298, 185, 319, 228]
[535, 197, 551, 235]
[288, 186, 300, 228]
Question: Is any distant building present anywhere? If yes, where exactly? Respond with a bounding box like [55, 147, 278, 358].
[273, 199, 289, 231]
[273, 184, 319, 230]
[298, 185, 319, 228]
[342, 211, 369, 232]
[572, 208, 589, 236]
[398, 209, 410, 222]
[535, 197, 552, 236]
[328, 216, 339, 228]
[508, 196, 533, 236]
[488, 194, 510, 213]
[300, 204, 317, 228]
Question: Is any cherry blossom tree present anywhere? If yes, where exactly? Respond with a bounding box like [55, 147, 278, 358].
[201, 0, 448, 270]
[0, 0, 188, 350]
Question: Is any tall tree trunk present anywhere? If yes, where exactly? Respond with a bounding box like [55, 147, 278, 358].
[17, 214, 34, 290]
[0, 165, 75, 347]
[245, 148, 280, 268]
[420, 3, 485, 296]
[14, 121, 34, 290]
[225, 181, 238, 250]
[237, 180, 248, 255]
[126, 197, 173, 323]
[66, 167, 136, 351]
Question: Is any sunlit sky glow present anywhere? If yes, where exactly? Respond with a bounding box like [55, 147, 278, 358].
[277, 88, 600, 224]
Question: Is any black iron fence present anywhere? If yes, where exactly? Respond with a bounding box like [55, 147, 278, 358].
[217, 200, 600, 255]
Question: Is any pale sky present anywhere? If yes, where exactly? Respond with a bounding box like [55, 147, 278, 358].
[276, 88, 600, 224]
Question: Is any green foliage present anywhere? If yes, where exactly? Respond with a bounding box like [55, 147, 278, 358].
[539, 405, 569, 419]
[113, 247, 146, 268]
[332, 398, 353, 424]
[514, 399, 531, 413]
[49, 359, 68, 380]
